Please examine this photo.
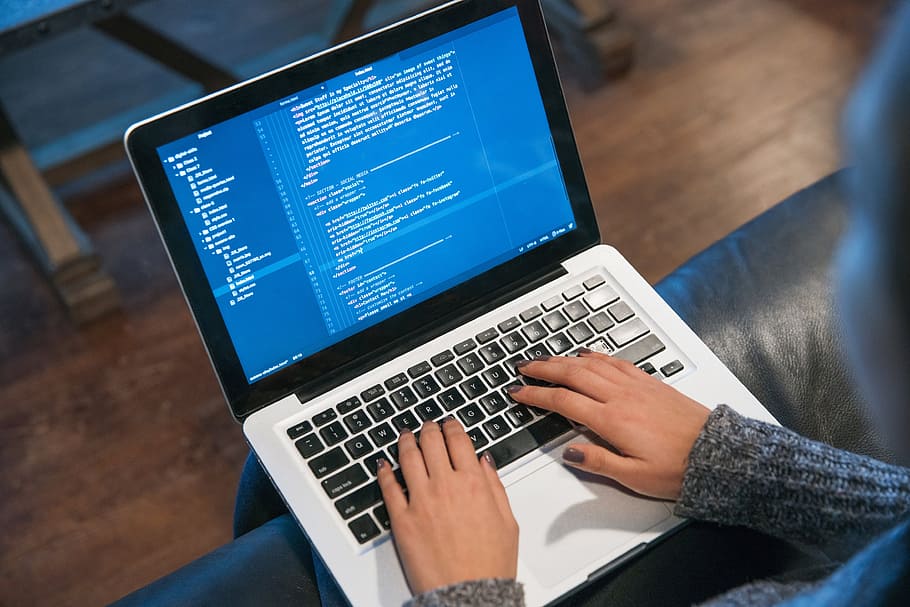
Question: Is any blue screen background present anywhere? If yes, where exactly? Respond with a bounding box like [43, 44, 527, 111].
[156, 8, 576, 383]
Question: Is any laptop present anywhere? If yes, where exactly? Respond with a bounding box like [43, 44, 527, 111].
[125, 0, 777, 604]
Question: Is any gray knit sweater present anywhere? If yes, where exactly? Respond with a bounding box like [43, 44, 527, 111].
[404, 405, 910, 607]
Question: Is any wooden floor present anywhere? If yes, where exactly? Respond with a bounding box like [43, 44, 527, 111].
[0, 1, 888, 605]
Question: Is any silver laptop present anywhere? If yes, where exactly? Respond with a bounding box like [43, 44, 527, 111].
[125, 1, 777, 604]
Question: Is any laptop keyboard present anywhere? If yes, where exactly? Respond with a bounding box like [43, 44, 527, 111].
[286, 273, 685, 545]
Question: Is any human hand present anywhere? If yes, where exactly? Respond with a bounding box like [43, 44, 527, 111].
[509, 351, 711, 500]
[377, 419, 519, 595]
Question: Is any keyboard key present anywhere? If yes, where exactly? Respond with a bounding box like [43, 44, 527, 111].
[368, 422, 396, 447]
[320, 421, 348, 446]
[415, 400, 444, 421]
[343, 410, 371, 433]
[313, 409, 337, 426]
[361, 385, 385, 402]
[414, 375, 441, 398]
[584, 337, 612, 354]
[476, 327, 499, 344]
[567, 322, 595, 344]
[309, 446, 349, 478]
[456, 352, 484, 375]
[384, 373, 409, 390]
[608, 318, 649, 347]
[584, 286, 620, 311]
[344, 435, 373, 459]
[482, 364, 510, 388]
[374, 504, 391, 530]
[467, 427, 490, 450]
[438, 387, 466, 411]
[562, 285, 585, 300]
[503, 381, 523, 403]
[366, 397, 395, 421]
[519, 306, 542, 321]
[460, 376, 488, 399]
[542, 310, 569, 332]
[364, 452, 386, 475]
[287, 420, 313, 440]
[661, 360, 684, 377]
[482, 414, 573, 468]
[546, 332, 573, 354]
[498, 317, 521, 332]
[583, 275, 605, 290]
[457, 403, 485, 427]
[479, 343, 506, 364]
[295, 433, 324, 459]
[563, 300, 589, 321]
[480, 393, 509, 415]
[407, 361, 431, 378]
[613, 335, 666, 365]
[336, 397, 361, 415]
[336, 482, 382, 519]
[521, 321, 548, 343]
[483, 415, 511, 439]
[430, 351, 455, 366]
[349, 514, 381, 544]
[608, 301, 635, 323]
[453, 339, 476, 355]
[322, 463, 368, 499]
[392, 410, 420, 432]
[588, 312, 615, 333]
[525, 343, 552, 361]
[501, 331, 528, 353]
[388, 442, 400, 463]
[541, 295, 563, 311]
[639, 362, 658, 375]
[435, 364, 464, 387]
[390, 386, 418, 410]
[506, 405, 534, 427]
[504, 355, 526, 376]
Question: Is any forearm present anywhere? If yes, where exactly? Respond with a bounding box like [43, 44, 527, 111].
[404, 579, 523, 607]
[675, 405, 910, 550]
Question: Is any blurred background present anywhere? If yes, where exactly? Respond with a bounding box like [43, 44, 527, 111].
[0, 0, 890, 604]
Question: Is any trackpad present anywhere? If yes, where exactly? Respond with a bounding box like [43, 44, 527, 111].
[507, 460, 672, 588]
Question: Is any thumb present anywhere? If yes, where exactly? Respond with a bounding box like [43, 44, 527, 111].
[561, 443, 634, 482]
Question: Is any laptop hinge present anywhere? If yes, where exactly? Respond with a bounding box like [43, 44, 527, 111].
[293, 263, 568, 405]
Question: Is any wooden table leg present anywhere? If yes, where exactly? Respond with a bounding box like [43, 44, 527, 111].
[0, 102, 119, 323]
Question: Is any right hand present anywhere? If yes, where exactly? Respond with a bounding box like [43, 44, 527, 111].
[508, 350, 711, 500]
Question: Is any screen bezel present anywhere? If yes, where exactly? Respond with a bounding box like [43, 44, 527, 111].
[125, 0, 600, 420]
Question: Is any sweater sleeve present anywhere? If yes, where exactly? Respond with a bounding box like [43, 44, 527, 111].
[403, 579, 524, 607]
[675, 405, 910, 550]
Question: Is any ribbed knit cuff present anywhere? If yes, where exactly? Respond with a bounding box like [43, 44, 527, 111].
[405, 578, 524, 607]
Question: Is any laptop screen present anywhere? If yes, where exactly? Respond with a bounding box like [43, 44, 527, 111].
[154, 7, 577, 385]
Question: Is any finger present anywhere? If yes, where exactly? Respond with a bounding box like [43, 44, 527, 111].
[396, 429, 428, 494]
[376, 457, 408, 513]
[516, 356, 618, 401]
[507, 383, 605, 427]
[480, 452, 514, 522]
[442, 417, 479, 471]
[578, 349, 648, 380]
[417, 420, 452, 479]
[561, 442, 637, 482]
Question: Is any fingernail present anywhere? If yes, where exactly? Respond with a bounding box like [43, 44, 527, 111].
[514, 359, 532, 369]
[401, 428, 412, 436]
[534, 354, 551, 362]
[505, 384, 523, 394]
[563, 447, 585, 464]
[376, 457, 387, 470]
[443, 414, 456, 423]
[483, 451, 497, 469]
[576, 347, 593, 356]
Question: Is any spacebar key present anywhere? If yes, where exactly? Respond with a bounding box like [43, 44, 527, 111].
[484, 414, 573, 469]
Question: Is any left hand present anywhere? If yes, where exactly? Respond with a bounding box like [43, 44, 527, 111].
[377, 419, 519, 595]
